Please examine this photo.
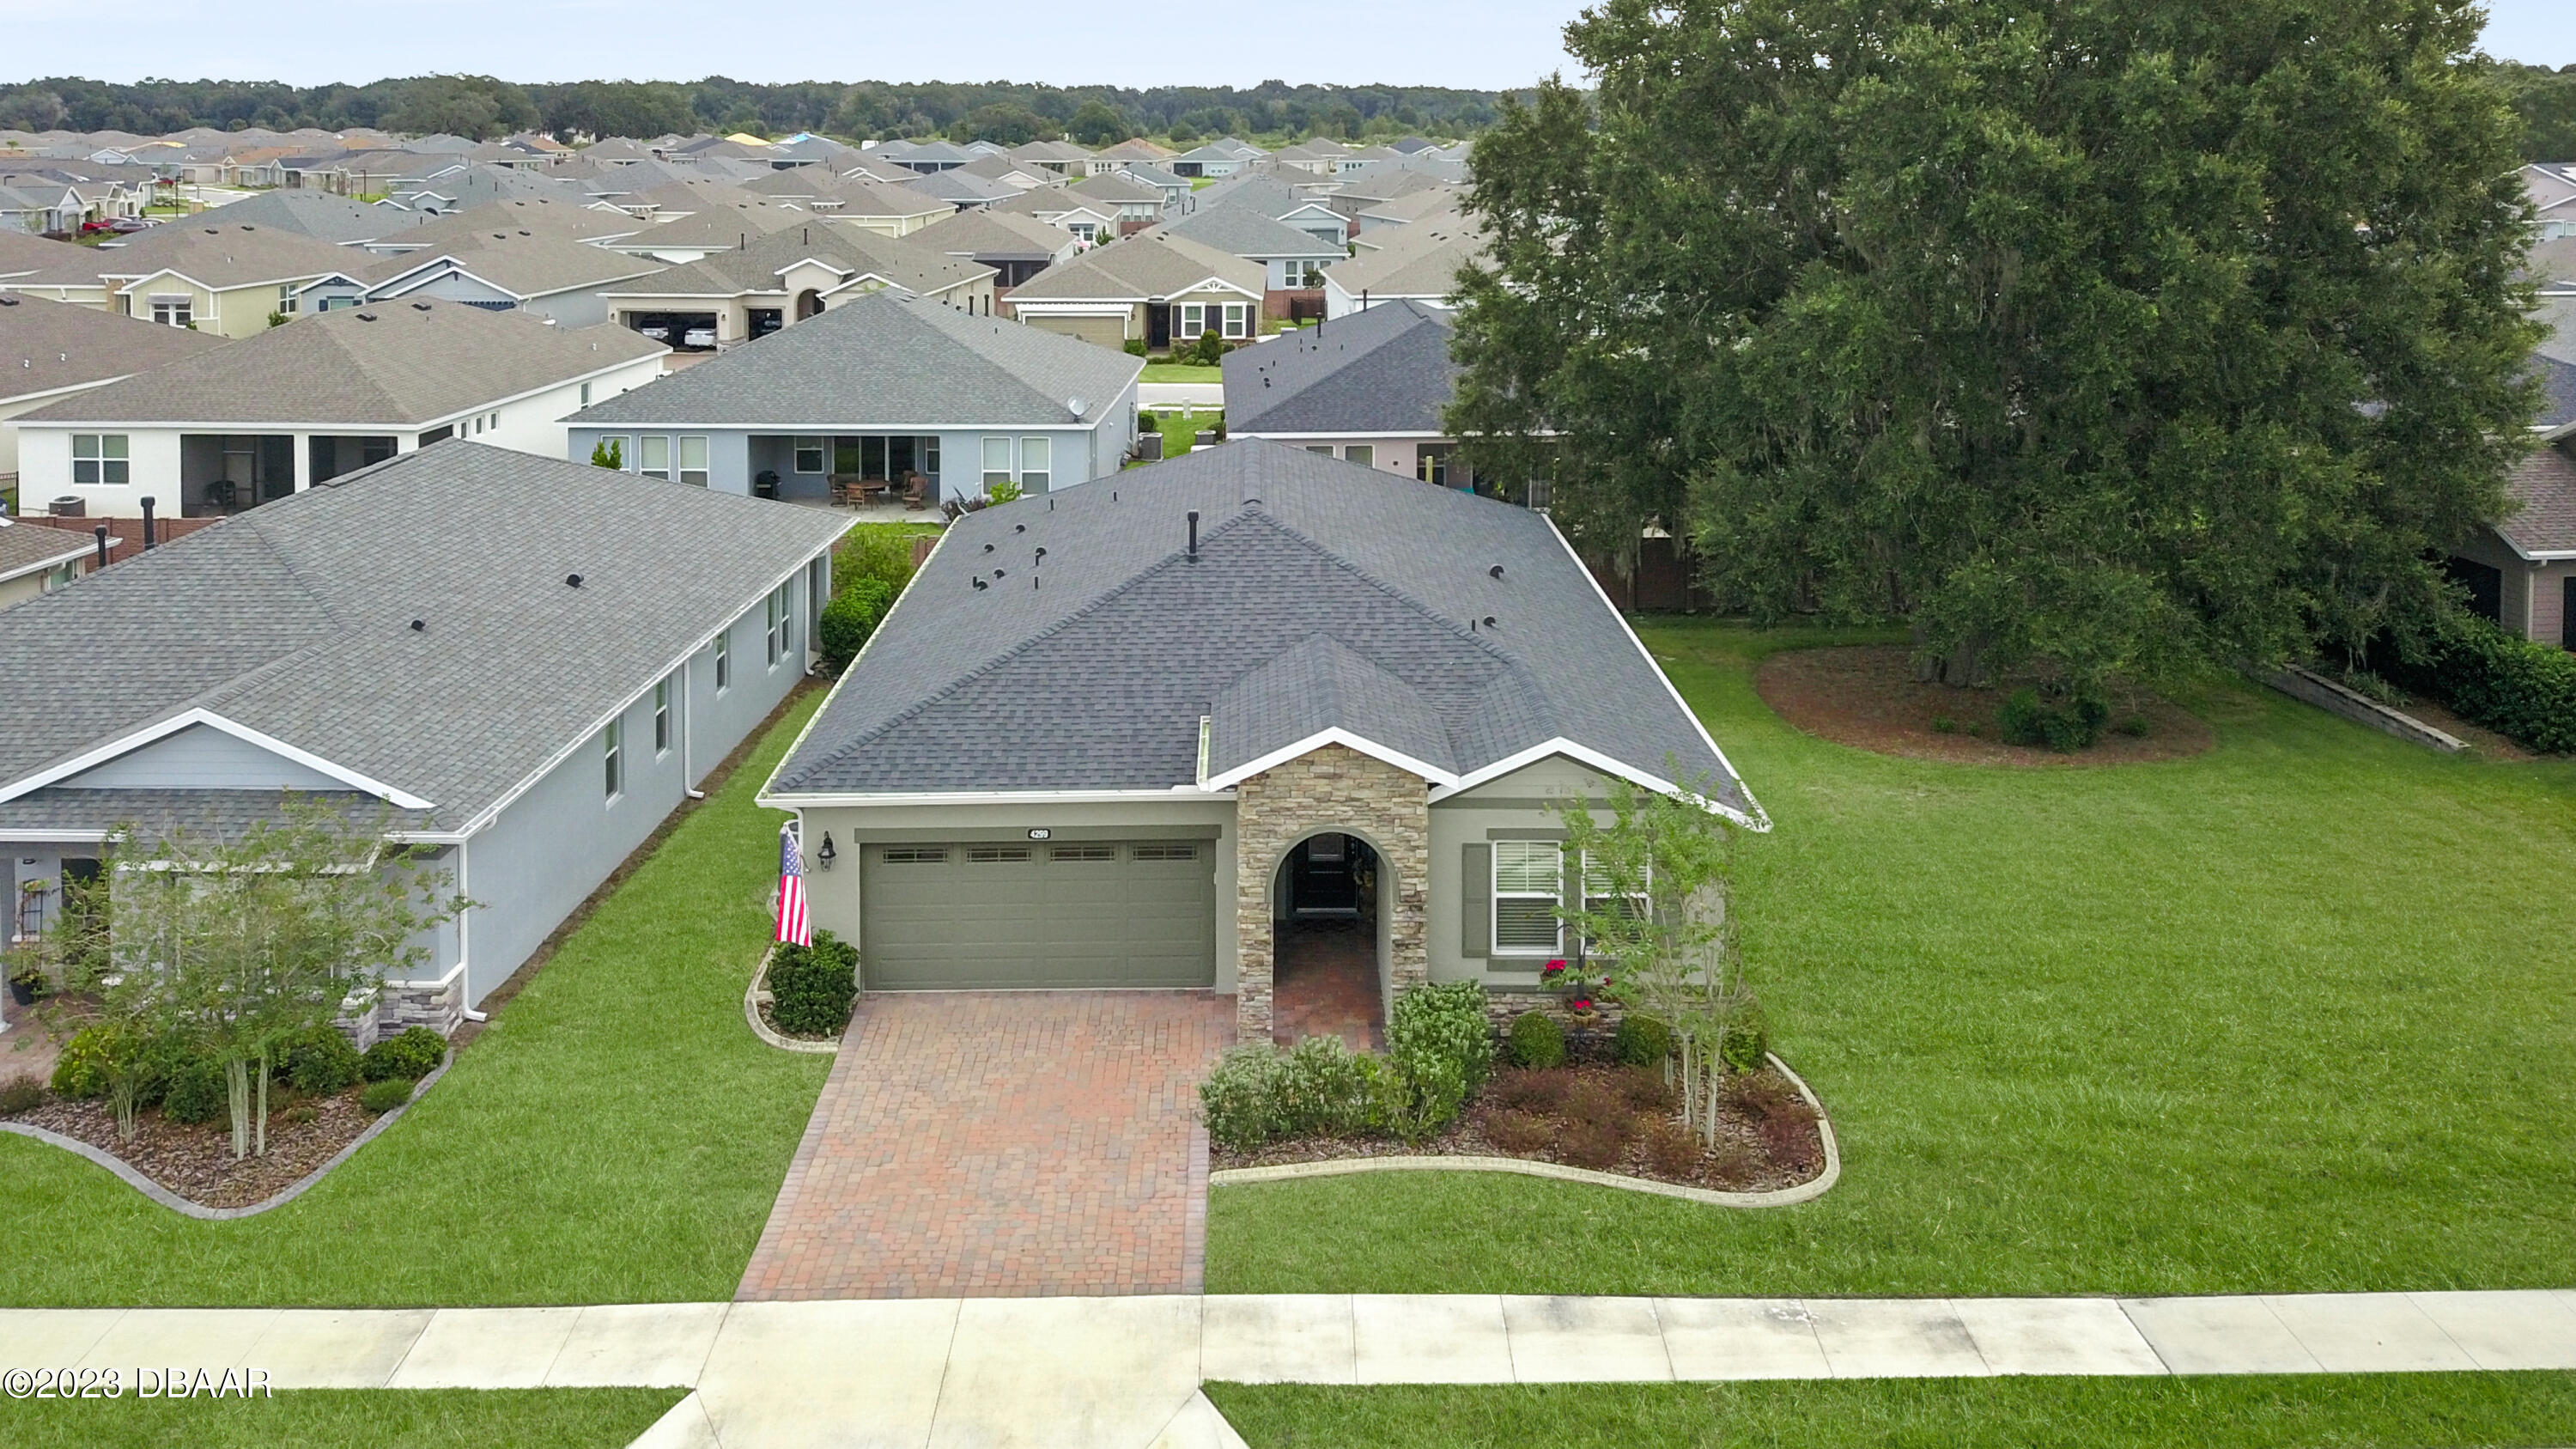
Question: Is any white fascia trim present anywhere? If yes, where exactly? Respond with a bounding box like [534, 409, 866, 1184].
[1007, 299, 1142, 314]
[458, 539, 840, 837]
[427, 352, 671, 431]
[385, 958, 467, 990]
[1237, 430, 1449, 441]
[0, 708, 437, 812]
[106, 269, 331, 295]
[574, 421, 1094, 433]
[1158, 277, 1264, 302]
[0, 374, 139, 410]
[759, 786, 1229, 809]
[0, 535, 105, 585]
[1540, 513, 1773, 832]
[1200, 727, 1455, 794]
[756, 527, 956, 806]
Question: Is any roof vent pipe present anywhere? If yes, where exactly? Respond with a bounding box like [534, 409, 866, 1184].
[140, 496, 155, 551]
[1187, 510, 1199, 558]
[93, 525, 109, 569]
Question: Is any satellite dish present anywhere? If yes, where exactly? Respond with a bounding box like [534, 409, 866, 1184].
[1066, 397, 1086, 417]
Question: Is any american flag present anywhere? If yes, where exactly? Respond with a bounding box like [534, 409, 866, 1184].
[775, 823, 810, 947]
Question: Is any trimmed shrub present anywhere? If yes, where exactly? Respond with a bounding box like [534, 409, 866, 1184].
[361, 1026, 446, 1083]
[0, 1075, 43, 1115]
[1122, 338, 1149, 357]
[161, 1053, 229, 1124]
[1188, 327, 1225, 366]
[1555, 1118, 1622, 1169]
[1612, 1013, 1673, 1068]
[359, 1078, 415, 1114]
[1642, 1120, 1702, 1177]
[277, 1026, 362, 1096]
[835, 525, 923, 600]
[1199, 1046, 1288, 1153]
[1197, 1038, 1398, 1153]
[1388, 982, 1492, 1139]
[1998, 685, 2109, 752]
[1506, 1010, 1565, 1069]
[2389, 611, 2576, 753]
[49, 1025, 118, 1099]
[1483, 1108, 1552, 1154]
[817, 595, 877, 673]
[769, 930, 860, 1038]
[1488, 1067, 1572, 1115]
[1718, 1003, 1771, 1075]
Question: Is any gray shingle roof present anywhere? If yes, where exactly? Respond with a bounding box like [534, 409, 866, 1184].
[1004, 232, 1264, 303]
[357, 226, 665, 299]
[768, 441, 1758, 822]
[566, 289, 1139, 428]
[1157, 205, 1344, 261]
[0, 442, 848, 832]
[911, 208, 1076, 263]
[1329, 216, 1480, 301]
[598, 223, 992, 301]
[2497, 444, 2576, 556]
[0, 517, 105, 583]
[0, 292, 227, 404]
[2534, 352, 2576, 435]
[1224, 300, 1457, 436]
[207, 190, 440, 245]
[0, 787, 432, 837]
[21, 222, 359, 289]
[22, 301, 664, 427]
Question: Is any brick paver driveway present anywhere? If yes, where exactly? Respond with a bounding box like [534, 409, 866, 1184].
[737, 990, 1236, 1300]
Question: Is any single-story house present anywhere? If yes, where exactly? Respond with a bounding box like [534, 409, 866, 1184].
[200, 189, 442, 248]
[1168, 138, 1266, 179]
[911, 208, 1080, 294]
[2451, 441, 2576, 649]
[563, 289, 1141, 507]
[16, 300, 666, 519]
[904, 168, 1025, 212]
[1089, 138, 1176, 172]
[758, 441, 1764, 1037]
[339, 227, 668, 327]
[1008, 140, 1095, 178]
[1224, 300, 1475, 487]
[0, 515, 113, 610]
[0, 442, 848, 1027]
[735, 169, 950, 236]
[1005, 232, 1267, 350]
[1323, 214, 1482, 320]
[1066, 173, 1169, 235]
[597, 224, 997, 351]
[986, 186, 1123, 245]
[3, 222, 367, 337]
[0, 292, 224, 483]
[1153, 205, 1347, 315]
[1184, 173, 1352, 248]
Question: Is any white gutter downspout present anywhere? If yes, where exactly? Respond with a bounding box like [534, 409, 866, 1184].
[458, 839, 487, 1023]
[683, 654, 704, 800]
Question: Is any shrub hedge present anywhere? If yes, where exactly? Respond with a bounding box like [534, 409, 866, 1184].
[769, 930, 859, 1038]
[2388, 611, 2576, 753]
[361, 1026, 447, 1083]
[1200, 984, 1495, 1152]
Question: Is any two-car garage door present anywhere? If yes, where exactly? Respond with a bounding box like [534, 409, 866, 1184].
[860, 840, 1215, 989]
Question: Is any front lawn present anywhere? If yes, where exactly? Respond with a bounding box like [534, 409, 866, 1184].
[1206, 1373, 2576, 1448]
[1139, 362, 1224, 383]
[0, 694, 833, 1307]
[1206, 622, 2576, 1297]
[1138, 408, 1224, 461]
[0, 1388, 683, 1449]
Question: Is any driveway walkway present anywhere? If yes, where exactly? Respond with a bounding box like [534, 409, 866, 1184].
[736, 991, 1236, 1301]
[9, 1291, 2574, 1448]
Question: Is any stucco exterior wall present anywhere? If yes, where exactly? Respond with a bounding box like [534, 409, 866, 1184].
[1427, 755, 1625, 990]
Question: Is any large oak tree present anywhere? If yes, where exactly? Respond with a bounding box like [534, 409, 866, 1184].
[1451, 0, 2541, 691]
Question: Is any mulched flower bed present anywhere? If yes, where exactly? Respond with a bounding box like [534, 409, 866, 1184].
[1212, 1062, 1828, 1195]
[1, 1086, 380, 1210]
[1754, 644, 2215, 766]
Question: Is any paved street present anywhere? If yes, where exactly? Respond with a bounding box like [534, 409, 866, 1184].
[736, 991, 1236, 1300]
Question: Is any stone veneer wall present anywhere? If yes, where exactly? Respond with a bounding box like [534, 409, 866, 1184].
[337, 975, 465, 1049]
[1232, 743, 1431, 1039]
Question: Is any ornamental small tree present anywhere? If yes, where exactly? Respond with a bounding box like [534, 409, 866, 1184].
[589, 437, 623, 470]
[1552, 769, 1758, 1149]
[98, 796, 468, 1160]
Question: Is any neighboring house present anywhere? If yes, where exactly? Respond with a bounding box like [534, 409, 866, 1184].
[956, 155, 1054, 191]
[1168, 137, 1266, 179]
[1185, 173, 1352, 247]
[1323, 216, 1482, 319]
[597, 223, 998, 351]
[16, 301, 666, 519]
[1155, 206, 1347, 315]
[1090, 138, 1176, 171]
[0, 292, 225, 484]
[875, 140, 978, 174]
[1115, 162, 1193, 209]
[0, 442, 848, 1026]
[1005, 231, 1267, 350]
[2451, 441, 2576, 649]
[1066, 173, 1169, 235]
[3, 222, 364, 337]
[2522, 162, 2576, 240]
[199, 189, 442, 247]
[340, 227, 667, 326]
[0, 228, 90, 284]
[911, 208, 1080, 294]
[562, 289, 1142, 508]
[1268, 138, 1355, 175]
[736, 168, 949, 235]
[0, 516, 112, 609]
[902, 168, 1024, 211]
[756, 441, 1762, 1035]
[1352, 186, 1463, 234]
[986, 186, 1122, 244]
[1224, 300, 1473, 486]
[1007, 140, 1094, 178]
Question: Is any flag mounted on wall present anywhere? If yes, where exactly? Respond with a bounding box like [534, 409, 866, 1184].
[775, 823, 810, 947]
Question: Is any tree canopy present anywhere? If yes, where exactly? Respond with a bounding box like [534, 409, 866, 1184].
[1450, 0, 2543, 692]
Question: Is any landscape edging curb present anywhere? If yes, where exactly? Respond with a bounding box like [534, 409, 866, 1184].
[1207, 1051, 1841, 1209]
[0, 1051, 454, 1221]
[743, 945, 839, 1055]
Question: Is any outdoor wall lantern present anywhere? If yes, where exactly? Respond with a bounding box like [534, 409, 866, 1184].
[817, 832, 835, 870]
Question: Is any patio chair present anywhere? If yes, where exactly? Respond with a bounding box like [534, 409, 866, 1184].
[901, 472, 928, 510]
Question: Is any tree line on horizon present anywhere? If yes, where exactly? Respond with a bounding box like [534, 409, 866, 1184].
[0, 75, 1516, 147]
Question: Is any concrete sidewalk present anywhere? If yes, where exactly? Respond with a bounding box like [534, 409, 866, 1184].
[5, 1290, 2572, 1448]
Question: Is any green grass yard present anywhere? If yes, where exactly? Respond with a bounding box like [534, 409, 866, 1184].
[1139, 362, 1224, 383]
[1137, 408, 1224, 462]
[1206, 621, 2576, 1298]
[0, 1389, 683, 1449]
[1206, 1374, 2576, 1449]
[0, 694, 833, 1308]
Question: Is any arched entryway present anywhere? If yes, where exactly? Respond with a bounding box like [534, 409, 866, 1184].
[1269, 831, 1390, 1050]
[794, 289, 824, 320]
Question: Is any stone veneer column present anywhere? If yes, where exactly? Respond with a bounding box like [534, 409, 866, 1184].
[1231, 742, 1431, 1040]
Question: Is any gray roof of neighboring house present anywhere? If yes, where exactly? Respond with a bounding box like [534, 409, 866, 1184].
[565, 289, 1139, 429]
[1093, 138, 1176, 161]
[191, 190, 440, 246]
[766, 441, 1756, 819]
[903, 170, 1022, 206]
[1157, 205, 1346, 260]
[911, 207, 1077, 263]
[0, 516, 108, 584]
[1188, 173, 1336, 222]
[1329, 216, 1480, 301]
[1009, 140, 1094, 164]
[2527, 235, 2576, 293]
[26, 222, 361, 289]
[0, 786, 429, 837]
[21, 301, 664, 427]
[2496, 444, 2576, 556]
[358, 226, 665, 299]
[600, 222, 992, 300]
[389, 197, 640, 247]
[2534, 352, 2576, 435]
[1224, 300, 1456, 435]
[1070, 172, 1163, 205]
[0, 291, 227, 403]
[1004, 232, 1265, 302]
[0, 442, 849, 833]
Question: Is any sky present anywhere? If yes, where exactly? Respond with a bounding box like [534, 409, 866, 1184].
[0, 0, 2567, 93]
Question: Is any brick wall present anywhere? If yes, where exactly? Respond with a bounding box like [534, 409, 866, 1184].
[9, 512, 224, 564]
[1231, 742, 1430, 1038]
